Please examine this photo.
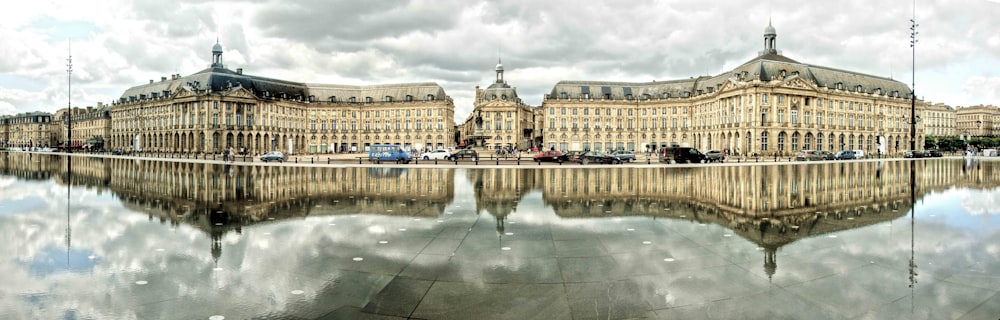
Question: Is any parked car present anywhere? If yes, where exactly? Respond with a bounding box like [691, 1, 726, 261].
[578, 151, 622, 164]
[903, 150, 925, 158]
[449, 149, 479, 161]
[610, 150, 636, 162]
[704, 150, 725, 162]
[835, 150, 856, 160]
[795, 150, 815, 161]
[421, 149, 452, 160]
[852, 149, 866, 159]
[533, 150, 568, 163]
[260, 151, 286, 162]
[659, 147, 707, 164]
[564, 151, 586, 162]
[923, 149, 943, 157]
[816, 150, 836, 160]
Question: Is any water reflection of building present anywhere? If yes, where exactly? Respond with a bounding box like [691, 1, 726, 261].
[466, 168, 536, 233]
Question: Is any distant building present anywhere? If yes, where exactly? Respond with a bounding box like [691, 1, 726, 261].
[54, 103, 111, 149]
[538, 21, 925, 155]
[0, 112, 55, 149]
[109, 40, 456, 154]
[458, 59, 540, 150]
[956, 104, 1000, 138]
[923, 102, 956, 137]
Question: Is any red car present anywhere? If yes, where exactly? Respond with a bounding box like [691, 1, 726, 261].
[533, 150, 568, 163]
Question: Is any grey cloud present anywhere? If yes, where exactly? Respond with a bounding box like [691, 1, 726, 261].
[252, 0, 460, 43]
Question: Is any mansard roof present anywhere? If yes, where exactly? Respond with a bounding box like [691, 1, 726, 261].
[306, 82, 448, 101]
[548, 53, 912, 101]
[119, 67, 306, 102]
[119, 67, 449, 103]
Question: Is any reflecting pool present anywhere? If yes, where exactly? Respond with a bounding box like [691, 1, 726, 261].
[1, 152, 998, 319]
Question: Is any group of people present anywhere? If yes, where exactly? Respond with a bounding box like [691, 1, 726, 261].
[494, 145, 519, 157]
[221, 146, 247, 163]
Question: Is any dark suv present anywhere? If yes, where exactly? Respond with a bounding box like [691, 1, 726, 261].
[659, 147, 707, 164]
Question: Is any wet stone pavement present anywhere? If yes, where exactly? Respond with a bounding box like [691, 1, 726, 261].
[0, 152, 998, 319]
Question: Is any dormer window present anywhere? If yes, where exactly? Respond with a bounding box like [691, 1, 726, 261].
[560, 92, 567, 99]
[491, 95, 497, 100]
[604, 93, 611, 100]
[792, 71, 799, 76]
[856, 85, 863, 92]
[385, 96, 392, 102]
[405, 95, 413, 102]
[642, 94, 650, 100]
[501, 94, 507, 100]
[683, 91, 690, 98]
[626, 94, 633, 100]
[780, 70, 786, 77]
[365, 97, 373, 103]
[875, 88, 882, 95]
[836, 83, 844, 90]
[309, 95, 316, 102]
[661, 93, 669, 99]
[426, 94, 435, 101]
[349, 97, 356, 103]
[330, 96, 337, 102]
[583, 93, 590, 99]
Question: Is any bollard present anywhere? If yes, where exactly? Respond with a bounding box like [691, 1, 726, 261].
[756, 157, 759, 163]
[327, 158, 331, 164]
[295, 157, 298, 163]
[213, 154, 216, 160]
[359, 158, 363, 164]
[311, 157, 314, 164]
[774, 155, 778, 162]
[497, 158, 500, 165]
[517, 158, 520, 165]
[434, 159, 438, 165]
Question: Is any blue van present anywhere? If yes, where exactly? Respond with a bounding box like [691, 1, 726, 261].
[368, 144, 412, 164]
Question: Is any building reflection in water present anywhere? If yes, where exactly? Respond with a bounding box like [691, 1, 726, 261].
[2, 152, 998, 280]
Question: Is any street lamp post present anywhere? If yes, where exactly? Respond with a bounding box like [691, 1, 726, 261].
[909, 8, 918, 151]
[66, 41, 73, 154]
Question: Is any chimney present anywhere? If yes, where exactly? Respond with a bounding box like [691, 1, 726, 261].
[237, 68, 243, 75]
[149, 80, 154, 84]
[161, 77, 167, 82]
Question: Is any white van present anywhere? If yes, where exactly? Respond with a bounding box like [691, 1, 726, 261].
[852, 149, 865, 159]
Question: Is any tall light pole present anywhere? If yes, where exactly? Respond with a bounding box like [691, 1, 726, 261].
[66, 41, 73, 154]
[909, 3, 918, 151]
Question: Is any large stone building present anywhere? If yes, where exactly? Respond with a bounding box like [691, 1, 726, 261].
[109, 41, 456, 154]
[458, 60, 540, 151]
[0, 111, 55, 149]
[538, 22, 925, 156]
[54, 103, 111, 149]
[956, 104, 999, 138]
[923, 102, 956, 137]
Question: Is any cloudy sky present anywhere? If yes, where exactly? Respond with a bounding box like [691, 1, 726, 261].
[1, 0, 998, 122]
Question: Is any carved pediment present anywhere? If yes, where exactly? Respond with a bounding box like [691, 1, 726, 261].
[782, 77, 817, 91]
[224, 87, 257, 99]
[172, 87, 193, 98]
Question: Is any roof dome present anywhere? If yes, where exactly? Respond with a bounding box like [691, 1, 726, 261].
[212, 42, 223, 53]
[764, 22, 776, 36]
[495, 63, 504, 71]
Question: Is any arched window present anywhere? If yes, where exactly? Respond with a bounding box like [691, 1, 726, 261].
[426, 94, 435, 101]
[777, 132, 786, 152]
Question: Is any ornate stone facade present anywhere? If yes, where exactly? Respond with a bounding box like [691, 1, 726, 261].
[108, 41, 456, 154]
[458, 59, 540, 150]
[0, 112, 55, 149]
[54, 103, 111, 149]
[923, 102, 956, 138]
[956, 104, 999, 138]
[537, 22, 926, 156]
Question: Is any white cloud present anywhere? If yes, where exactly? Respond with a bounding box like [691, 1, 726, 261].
[1, 0, 999, 121]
